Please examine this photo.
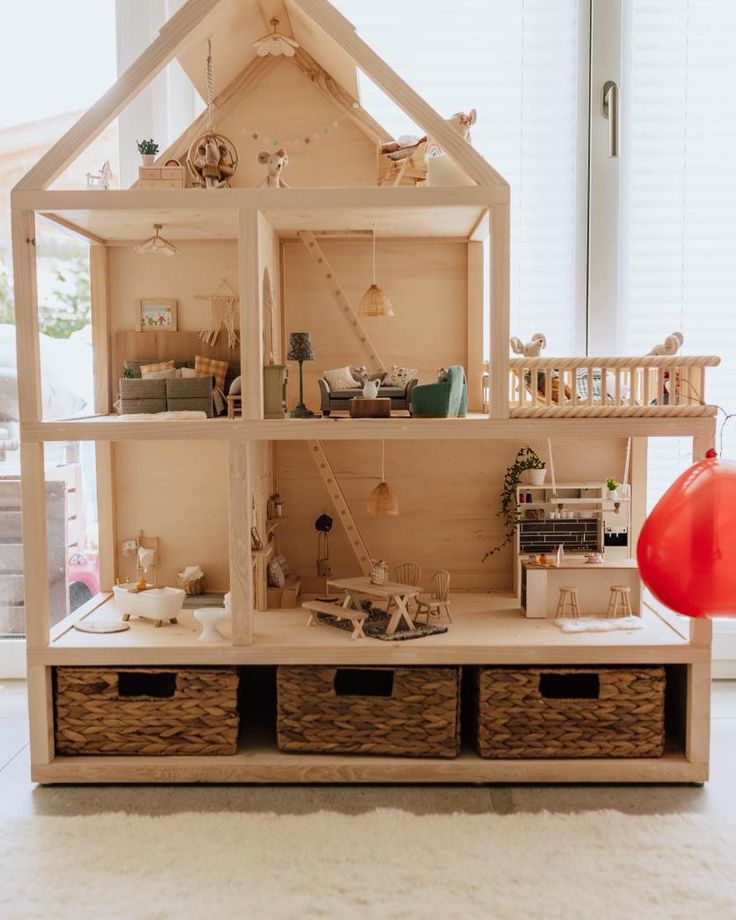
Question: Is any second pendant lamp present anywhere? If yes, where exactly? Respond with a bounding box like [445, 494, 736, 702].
[367, 441, 398, 516]
[359, 224, 394, 317]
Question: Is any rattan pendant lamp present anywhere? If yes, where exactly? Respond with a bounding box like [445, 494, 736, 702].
[367, 440, 398, 516]
[358, 223, 394, 317]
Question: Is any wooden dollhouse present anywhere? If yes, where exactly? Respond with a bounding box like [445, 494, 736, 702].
[13, 0, 719, 783]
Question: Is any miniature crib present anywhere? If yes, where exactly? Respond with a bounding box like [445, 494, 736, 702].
[508, 355, 720, 417]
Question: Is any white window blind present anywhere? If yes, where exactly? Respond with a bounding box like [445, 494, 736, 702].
[336, 0, 586, 354]
[619, 0, 736, 500]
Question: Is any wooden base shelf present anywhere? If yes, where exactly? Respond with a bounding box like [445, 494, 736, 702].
[34, 743, 705, 785]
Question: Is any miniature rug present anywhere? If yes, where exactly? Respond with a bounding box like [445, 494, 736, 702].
[317, 605, 448, 640]
[552, 615, 645, 633]
[1, 809, 734, 918]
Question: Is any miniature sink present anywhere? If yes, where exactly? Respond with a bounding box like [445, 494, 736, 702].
[112, 585, 185, 627]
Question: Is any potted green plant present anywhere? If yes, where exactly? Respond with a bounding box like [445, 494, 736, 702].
[606, 477, 619, 500]
[482, 447, 546, 561]
[137, 138, 159, 166]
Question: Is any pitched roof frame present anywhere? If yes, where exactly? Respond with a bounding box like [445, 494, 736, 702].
[15, 0, 508, 194]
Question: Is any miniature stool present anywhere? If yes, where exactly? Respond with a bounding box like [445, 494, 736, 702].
[555, 586, 581, 619]
[607, 585, 633, 618]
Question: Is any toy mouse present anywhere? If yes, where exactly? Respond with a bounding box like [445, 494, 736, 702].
[648, 331, 684, 356]
[257, 148, 290, 188]
[509, 333, 547, 357]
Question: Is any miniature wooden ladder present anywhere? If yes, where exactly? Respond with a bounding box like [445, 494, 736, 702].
[308, 441, 372, 575]
[297, 231, 386, 372]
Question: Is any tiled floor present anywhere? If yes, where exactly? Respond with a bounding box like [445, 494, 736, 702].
[2, 679, 736, 819]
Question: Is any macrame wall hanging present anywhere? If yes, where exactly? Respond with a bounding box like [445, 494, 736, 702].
[195, 279, 239, 348]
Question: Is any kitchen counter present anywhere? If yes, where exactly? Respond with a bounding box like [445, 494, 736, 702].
[521, 557, 641, 618]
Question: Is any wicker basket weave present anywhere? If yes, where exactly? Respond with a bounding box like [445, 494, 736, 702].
[277, 665, 461, 758]
[176, 573, 205, 595]
[55, 667, 239, 755]
[475, 666, 666, 759]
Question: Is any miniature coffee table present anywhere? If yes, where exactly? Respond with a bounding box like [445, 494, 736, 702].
[350, 397, 391, 418]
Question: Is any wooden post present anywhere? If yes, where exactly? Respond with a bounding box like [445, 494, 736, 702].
[629, 437, 647, 556]
[239, 209, 263, 420]
[489, 206, 510, 418]
[90, 243, 116, 590]
[229, 441, 253, 644]
[467, 241, 484, 413]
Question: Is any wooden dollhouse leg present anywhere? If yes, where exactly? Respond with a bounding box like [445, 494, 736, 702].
[306, 613, 316, 627]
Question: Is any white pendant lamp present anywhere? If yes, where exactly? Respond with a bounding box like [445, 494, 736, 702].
[134, 224, 181, 257]
[254, 18, 300, 57]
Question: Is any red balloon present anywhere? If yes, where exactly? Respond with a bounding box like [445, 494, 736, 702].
[637, 453, 736, 617]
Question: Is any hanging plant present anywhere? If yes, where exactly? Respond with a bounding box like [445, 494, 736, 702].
[482, 447, 545, 561]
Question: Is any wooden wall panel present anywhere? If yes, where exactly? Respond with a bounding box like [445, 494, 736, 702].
[113, 441, 229, 591]
[216, 58, 377, 188]
[276, 438, 629, 593]
[283, 239, 468, 409]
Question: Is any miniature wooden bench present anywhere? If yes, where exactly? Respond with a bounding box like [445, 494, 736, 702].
[303, 600, 368, 640]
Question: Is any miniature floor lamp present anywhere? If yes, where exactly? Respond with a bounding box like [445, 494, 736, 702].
[287, 332, 316, 418]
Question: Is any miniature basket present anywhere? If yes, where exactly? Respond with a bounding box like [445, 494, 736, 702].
[177, 572, 205, 595]
[277, 665, 461, 758]
[55, 667, 239, 755]
[474, 665, 666, 759]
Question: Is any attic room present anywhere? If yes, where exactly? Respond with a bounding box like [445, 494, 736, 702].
[3, 0, 736, 915]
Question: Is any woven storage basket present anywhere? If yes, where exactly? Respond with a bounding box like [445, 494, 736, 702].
[176, 572, 205, 595]
[475, 666, 666, 759]
[277, 665, 461, 758]
[55, 667, 239, 755]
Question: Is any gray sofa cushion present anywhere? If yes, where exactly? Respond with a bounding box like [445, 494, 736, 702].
[165, 377, 212, 398]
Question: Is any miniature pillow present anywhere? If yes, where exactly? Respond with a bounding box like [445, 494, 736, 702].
[140, 360, 175, 377]
[437, 367, 449, 382]
[194, 355, 229, 391]
[267, 556, 286, 589]
[323, 366, 360, 391]
[383, 365, 417, 388]
[179, 366, 197, 378]
[274, 553, 290, 578]
[351, 365, 369, 385]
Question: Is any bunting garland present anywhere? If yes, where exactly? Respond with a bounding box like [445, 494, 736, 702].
[238, 103, 361, 152]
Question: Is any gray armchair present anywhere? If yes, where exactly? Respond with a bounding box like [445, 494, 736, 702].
[318, 371, 418, 416]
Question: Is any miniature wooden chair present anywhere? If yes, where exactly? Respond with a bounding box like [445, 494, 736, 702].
[414, 570, 452, 625]
[555, 586, 581, 619]
[394, 562, 422, 588]
[607, 585, 633, 618]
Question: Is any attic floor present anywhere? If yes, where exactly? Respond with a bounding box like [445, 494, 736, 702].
[1, 679, 735, 817]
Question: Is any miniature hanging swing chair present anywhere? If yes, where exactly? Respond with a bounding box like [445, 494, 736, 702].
[186, 39, 239, 189]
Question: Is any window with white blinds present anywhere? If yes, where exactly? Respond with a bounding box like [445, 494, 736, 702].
[619, 0, 736, 499]
[336, 0, 587, 355]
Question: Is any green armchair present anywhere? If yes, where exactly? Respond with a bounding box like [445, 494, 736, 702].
[410, 365, 467, 418]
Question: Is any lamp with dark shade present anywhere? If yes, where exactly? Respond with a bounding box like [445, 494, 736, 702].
[287, 332, 316, 418]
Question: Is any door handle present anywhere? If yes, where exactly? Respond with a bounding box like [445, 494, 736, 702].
[602, 79, 619, 158]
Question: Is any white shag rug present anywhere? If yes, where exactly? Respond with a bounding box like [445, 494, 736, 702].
[1, 809, 735, 919]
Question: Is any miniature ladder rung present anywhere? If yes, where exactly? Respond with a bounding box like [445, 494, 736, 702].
[308, 440, 372, 575]
[298, 231, 386, 372]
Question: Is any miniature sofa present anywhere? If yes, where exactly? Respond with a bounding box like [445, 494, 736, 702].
[318, 371, 418, 416]
[119, 359, 241, 416]
[410, 365, 468, 418]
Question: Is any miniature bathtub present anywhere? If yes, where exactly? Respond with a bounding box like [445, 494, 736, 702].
[113, 585, 185, 626]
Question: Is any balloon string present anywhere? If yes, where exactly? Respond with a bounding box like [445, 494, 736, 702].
[676, 376, 734, 457]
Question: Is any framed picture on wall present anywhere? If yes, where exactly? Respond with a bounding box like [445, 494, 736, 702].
[136, 299, 178, 332]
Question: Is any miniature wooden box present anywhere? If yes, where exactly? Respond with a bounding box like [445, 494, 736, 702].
[277, 665, 461, 757]
[137, 163, 185, 189]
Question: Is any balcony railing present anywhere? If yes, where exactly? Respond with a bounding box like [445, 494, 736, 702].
[507, 355, 721, 417]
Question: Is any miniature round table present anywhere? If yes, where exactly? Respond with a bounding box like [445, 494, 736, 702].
[350, 397, 391, 418]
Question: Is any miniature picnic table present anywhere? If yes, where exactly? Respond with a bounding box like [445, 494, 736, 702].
[326, 576, 420, 636]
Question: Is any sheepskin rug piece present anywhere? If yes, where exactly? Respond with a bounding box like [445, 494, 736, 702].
[1, 808, 735, 919]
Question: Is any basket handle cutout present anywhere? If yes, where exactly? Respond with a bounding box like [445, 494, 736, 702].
[118, 671, 177, 699]
[333, 669, 394, 698]
[539, 672, 600, 700]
